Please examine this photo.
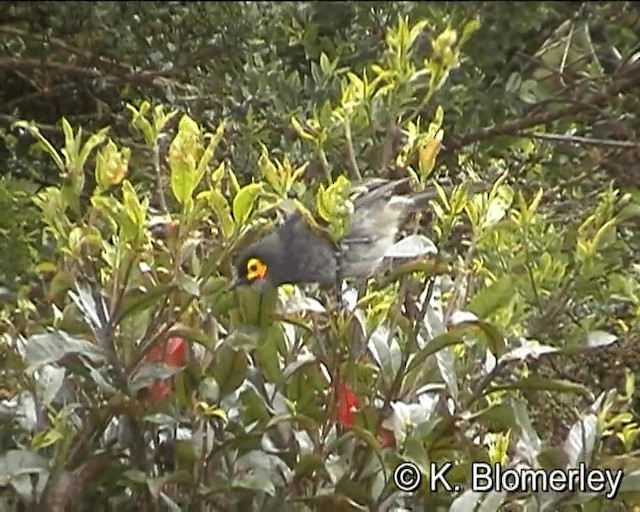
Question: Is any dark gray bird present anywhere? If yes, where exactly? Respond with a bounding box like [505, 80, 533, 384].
[229, 178, 449, 290]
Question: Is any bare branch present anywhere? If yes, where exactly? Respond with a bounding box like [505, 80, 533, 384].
[443, 64, 640, 154]
[524, 131, 640, 149]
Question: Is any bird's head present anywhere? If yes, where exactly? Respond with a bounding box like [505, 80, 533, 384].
[228, 240, 283, 291]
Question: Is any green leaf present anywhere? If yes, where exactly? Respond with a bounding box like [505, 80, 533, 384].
[512, 399, 542, 453]
[291, 116, 316, 142]
[95, 139, 130, 192]
[418, 135, 442, 181]
[210, 161, 226, 185]
[177, 272, 200, 297]
[12, 120, 65, 172]
[231, 474, 276, 496]
[196, 121, 225, 184]
[315, 175, 353, 242]
[255, 325, 284, 383]
[225, 326, 262, 351]
[615, 202, 640, 223]
[78, 127, 110, 172]
[258, 144, 282, 194]
[211, 345, 248, 396]
[91, 195, 137, 240]
[406, 329, 465, 374]
[122, 180, 147, 230]
[0, 450, 48, 500]
[519, 79, 542, 104]
[127, 102, 155, 145]
[407, 19, 429, 50]
[24, 331, 107, 372]
[152, 105, 180, 140]
[564, 414, 597, 467]
[171, 167, 195, 206]
[618, 469, 640, 493]
[282, 354, 320, 381]
[295, 454, 327, 479]
[199, 189, 235, 238]
[232, 183, 262, 225]
[169, 115, 201, 206]
[350, 427, 384, 453]
[468, 275, 517, 318]
[167, 324, 214, 349]
[506, 72, 522, 93]
[227, 167, 241, 195]
[368, 326, 401, 379]
[236, 284, 279, 328]
[130, 362, 183, 394]
[450, 314, 508, 357]
[319, 52, 331, 74]
[465, 404, 518, 430]
[198, 377, 221, 404]
[113, 284, 176, 326]
[61, 117, 78, 169]
[460, 18, 481, 47]
[436, 345, 459, 401]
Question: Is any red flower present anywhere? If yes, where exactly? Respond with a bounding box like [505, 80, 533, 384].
[145, 337, 188, 404]
[146, 336, 188, 365]
[336, 384, 360, 429]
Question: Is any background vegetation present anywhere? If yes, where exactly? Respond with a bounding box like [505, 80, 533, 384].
[1, 2, 640, 510]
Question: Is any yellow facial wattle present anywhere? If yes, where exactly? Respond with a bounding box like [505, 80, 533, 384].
[246, 257, 267, 282]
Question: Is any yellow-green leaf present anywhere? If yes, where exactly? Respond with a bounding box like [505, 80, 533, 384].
[418, 135, 442, 180]
[291, 116, 315, 142]
[196, 121, 225, 183]
[12, 121, 64, 172]
[203, 189, 235, 238]
[258, 144, 282, 194]
[468, 276, 517, 319]
[460, 19, 481, 47]
[232, 183, 262, 226]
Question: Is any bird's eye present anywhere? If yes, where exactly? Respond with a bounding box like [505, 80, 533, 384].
[246, 257, 267, 281]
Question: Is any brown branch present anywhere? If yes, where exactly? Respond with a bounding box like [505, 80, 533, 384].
[0, 57, 101, 77]
[0, 25, 132, 74]
[443, 64, 640, 154]
[524, 131, 640, 149]
[0, 57, 183, 85]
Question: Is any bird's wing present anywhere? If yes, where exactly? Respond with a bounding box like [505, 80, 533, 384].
[276, 212, 338, 284]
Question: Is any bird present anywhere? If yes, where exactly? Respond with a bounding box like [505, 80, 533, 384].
[228, 177, 455, 291]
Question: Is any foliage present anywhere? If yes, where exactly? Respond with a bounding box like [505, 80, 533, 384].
[1, 2, 640, 511]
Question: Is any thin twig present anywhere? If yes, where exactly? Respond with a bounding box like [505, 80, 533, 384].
[344, 120, 362, 181]
[523, 131, 640, 149]
[317, 146, 332, 182]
